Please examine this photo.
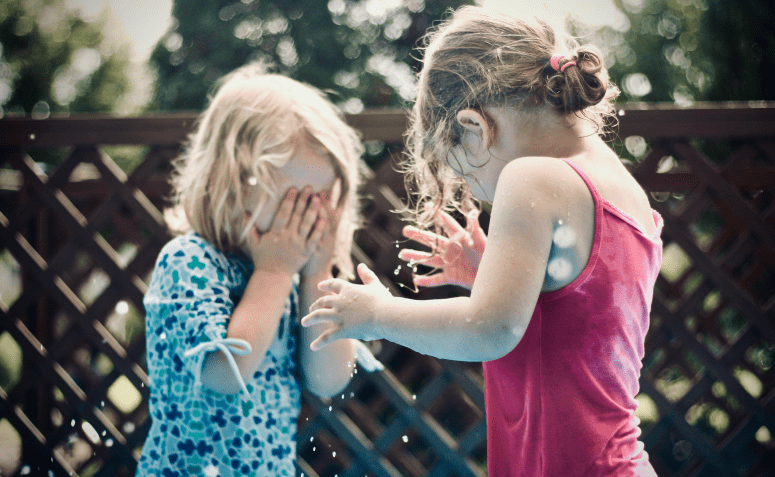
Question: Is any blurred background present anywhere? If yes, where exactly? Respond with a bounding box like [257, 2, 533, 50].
[1, 1, 773, 476]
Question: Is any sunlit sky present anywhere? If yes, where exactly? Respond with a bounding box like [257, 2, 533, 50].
[67, 0, 624, 62]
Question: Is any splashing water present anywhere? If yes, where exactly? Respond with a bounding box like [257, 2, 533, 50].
[402, 435, 409, 443]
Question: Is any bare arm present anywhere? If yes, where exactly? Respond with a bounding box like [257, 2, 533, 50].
[200, 186, 327, 393]
[302, 159, 565, 362]
[298, 271, 357, 398]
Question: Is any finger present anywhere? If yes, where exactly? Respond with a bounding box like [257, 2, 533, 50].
[435, 209, 467, 239]
[299, 195, 321, 239]
[301, 308, 337, 327]
[306, 218, 327, 252]
[270, 188, 297, 229]
[397, 249, 446, 268]
[356, 263, 379, 285]
[310, 327, 340, 351]
[402, 226, 448, 250]
[318, 278, 347, 294]
[413, 272, 449, 288]
[288, 186, 312, 231]
[466, 209, 487, 246]
[308, 294, 338, 313]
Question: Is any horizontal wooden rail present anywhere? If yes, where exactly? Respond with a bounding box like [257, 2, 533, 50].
[1, 103, 774, 147]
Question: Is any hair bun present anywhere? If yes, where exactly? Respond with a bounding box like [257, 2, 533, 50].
[546, 45, 611, 113]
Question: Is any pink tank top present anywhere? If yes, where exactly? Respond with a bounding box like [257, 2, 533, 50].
[482, 159, 663, 477]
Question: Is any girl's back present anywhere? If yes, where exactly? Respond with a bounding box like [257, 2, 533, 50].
[484, 150, 662, 476]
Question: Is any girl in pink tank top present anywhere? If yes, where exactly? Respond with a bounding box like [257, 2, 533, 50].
[302, 6, 661, 476]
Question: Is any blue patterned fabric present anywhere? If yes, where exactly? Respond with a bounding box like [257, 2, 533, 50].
[137, 233, 300, 476]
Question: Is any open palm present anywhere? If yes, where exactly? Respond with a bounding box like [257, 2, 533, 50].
[399, 209, 486, 290]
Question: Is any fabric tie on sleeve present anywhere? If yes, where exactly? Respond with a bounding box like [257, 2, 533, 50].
[184, 337, 252, 396]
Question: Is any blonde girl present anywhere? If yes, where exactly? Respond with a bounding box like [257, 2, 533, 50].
[138, 62, 367, 476]
[303, 6, 662, 477]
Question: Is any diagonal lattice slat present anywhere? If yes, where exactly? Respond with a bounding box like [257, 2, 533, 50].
[1, 106, 774, 476]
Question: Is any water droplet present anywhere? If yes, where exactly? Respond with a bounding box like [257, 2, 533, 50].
[29, 133, 36, 140]
[547, 257, 572, 281]
[105, 438, 114, 447]
[71, 419, 76, 427]
[530, 202, 535, 208]
[48, 470, 54, 477]
[354, 369, 357, 374]
[312, 447, 316, 451]
[412, 394, 416, 400]
[552, 226, 576, 248]
[618, 109, 626, 116]
[402, 435, 409, 443]
[347, 361, 352, 367]
[310, 436, 314, 442]
[342, 394, 345, 399]
[101, 430, 106, 436]
[552, 193, 557, 198]
[512, 325, 524, 337]
[332, 451, 337, 457]
[558, 219, 563, 225]
[247, 176, 258, 186]
[394, 268, 400, 275]
[650, 191, 670, 202]
[329, 406, 332, 411]
[101, 401, 105, 407]
[395, 244, 399, 248]
[350, 392, 354, 397]
[20, 466, 31, 475]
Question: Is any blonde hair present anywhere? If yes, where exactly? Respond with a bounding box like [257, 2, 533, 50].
[403, 5, 619, 229]
[170, 62, 364, 277]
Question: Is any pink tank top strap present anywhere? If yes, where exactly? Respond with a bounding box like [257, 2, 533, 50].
[559, 158, 602, 203]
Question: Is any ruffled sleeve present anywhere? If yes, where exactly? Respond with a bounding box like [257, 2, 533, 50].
[144, 235, 252, 397]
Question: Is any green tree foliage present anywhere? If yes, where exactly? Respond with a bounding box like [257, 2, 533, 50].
[0, 0, 131, 116]
[148, 0, 473, 112]
[573, 0, 774, 103]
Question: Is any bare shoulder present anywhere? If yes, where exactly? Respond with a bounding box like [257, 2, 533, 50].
[494, 157, 591, 218]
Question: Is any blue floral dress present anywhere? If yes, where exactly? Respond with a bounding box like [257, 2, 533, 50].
[137, 233, 300, 476]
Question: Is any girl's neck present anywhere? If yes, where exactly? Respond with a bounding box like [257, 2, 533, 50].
[493, 106, 607, 162]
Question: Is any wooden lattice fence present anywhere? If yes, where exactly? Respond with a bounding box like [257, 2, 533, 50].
[0, 104, 773, 477]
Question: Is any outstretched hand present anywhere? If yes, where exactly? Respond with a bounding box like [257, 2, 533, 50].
[399, 209, 486, 289]
[301, 263, 392, 350]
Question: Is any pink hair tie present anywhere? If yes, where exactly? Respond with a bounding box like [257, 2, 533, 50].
[550, 53, 576, 72]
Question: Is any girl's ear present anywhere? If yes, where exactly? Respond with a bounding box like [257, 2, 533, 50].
[456, 109, 493, 150]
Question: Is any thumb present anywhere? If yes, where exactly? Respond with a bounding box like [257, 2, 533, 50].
[357, 263, 379, 285]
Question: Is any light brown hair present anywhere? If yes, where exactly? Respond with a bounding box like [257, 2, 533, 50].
[403, 5, 619, 229]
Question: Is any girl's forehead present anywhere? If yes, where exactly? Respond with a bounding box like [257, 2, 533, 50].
[277, 142, 338, 191]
